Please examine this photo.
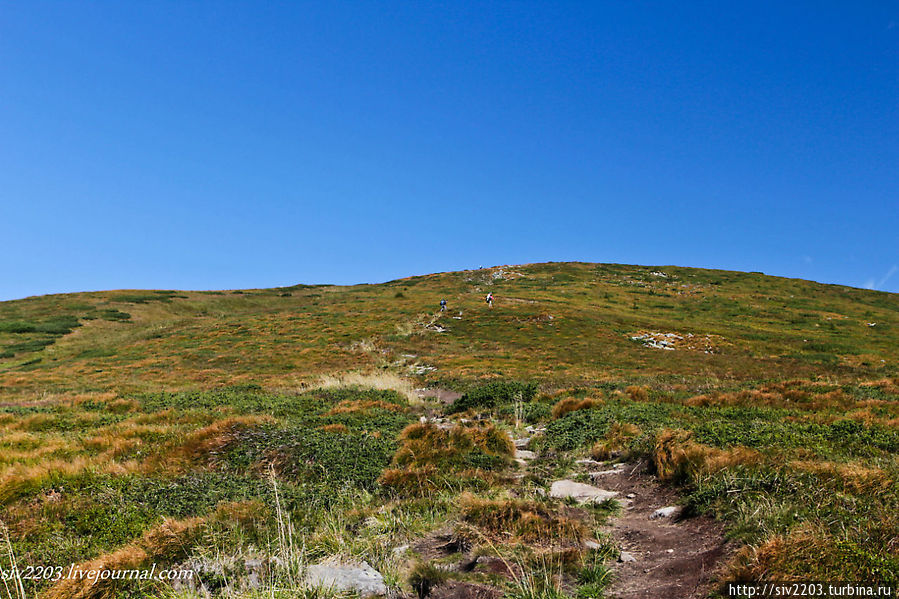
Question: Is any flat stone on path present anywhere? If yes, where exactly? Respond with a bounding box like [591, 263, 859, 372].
[550, 480, 618, 504]
[304, 560, 386, 597]
[515, 450, 536, 460]
[650, 506, 682, 520]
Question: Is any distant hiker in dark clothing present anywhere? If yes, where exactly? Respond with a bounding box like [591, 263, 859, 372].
[440, 299, 447, 312]
[485, 293, 494, 308]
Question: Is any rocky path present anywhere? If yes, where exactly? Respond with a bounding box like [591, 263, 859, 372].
[585, 460, 732, 598]
[511, 429, 732, 598]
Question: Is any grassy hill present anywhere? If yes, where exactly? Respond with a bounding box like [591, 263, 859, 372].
[1, 262, 897, 598]
[2, 262, 897, 396]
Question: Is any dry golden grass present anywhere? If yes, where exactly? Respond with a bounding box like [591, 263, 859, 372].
[154, 415, 274, 472]
[130, 409, 209, 426]
[379, 421, 514, 495]
[724, 528, 813, 582]
[858, 377, 899, 394]
[324, 399, 405, 416]
[653, 429, 760, 482]
[719, 523, 880, 582]
[685, 385, 853, 411]
[625, 385, 649, 402]
[211, 499, 268, 527]
[0, 457, 138, 506]
[459, 492, 586, 545]
[378, 465, 440, 496]
[105, 398, 140, 413]
[319, 423, 349, 433]
[392, 421, 514, 468]
[789, 460, 893, 494]
[0, 435, 69, 464]
[69, 392, 119, 406]
[591, 422, 641, 460]
[309, 371, 418, 402]
[43, 517, 204, 599]
[551, 395, 603, 419]
[85, 436, 143, 461]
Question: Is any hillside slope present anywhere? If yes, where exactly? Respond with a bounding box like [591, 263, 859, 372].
[1, 262, 897, 397]
[1, 263, 899, 597]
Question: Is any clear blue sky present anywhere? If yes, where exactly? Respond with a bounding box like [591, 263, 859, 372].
[2, 2, 897, 301]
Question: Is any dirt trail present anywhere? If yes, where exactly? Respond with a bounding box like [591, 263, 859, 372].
[411, 396, 732, 598]
[594, 461, 732, 598]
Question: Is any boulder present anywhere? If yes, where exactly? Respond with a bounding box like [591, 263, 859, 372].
[650, 506, 682, 520]
[549, 480, 618, 504]
[304, 560, 386, 597]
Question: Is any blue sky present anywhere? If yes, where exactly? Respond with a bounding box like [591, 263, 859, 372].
[1, 2, 896, 300]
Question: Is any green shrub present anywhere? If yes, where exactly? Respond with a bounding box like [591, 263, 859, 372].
[8, 338, 55, 354]
[449, 381, 538, 414]
[224, 426, 399, 492]
[0, 320, 38, 333]
[99, 308, 131, 321]
[34, 315, 81, 334]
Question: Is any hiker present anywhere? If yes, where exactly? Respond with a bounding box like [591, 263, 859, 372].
[439, 299, 447, 312]
[485, 292, 494, 308]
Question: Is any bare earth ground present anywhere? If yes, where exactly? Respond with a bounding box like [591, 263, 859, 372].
[416, 387, 464, 404]
[598, 462, 732, 598]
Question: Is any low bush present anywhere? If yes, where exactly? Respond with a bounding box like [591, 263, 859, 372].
[449, 381, 538, 414]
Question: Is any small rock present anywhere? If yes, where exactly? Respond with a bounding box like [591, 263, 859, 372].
[584, 540, 602, 550]
[665, 549, 674, 554]
[304, 560, 386, 597]
[392, 545, 409, 557]
[515, 450, 536, 460]
[550, 480, 618, 504]
[618, 551, 637, 563]
[575, 459, 603, 468]
[650, 506, 682, 520]
[513, 437, 531, 449]
[626, 493, 636, 499]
